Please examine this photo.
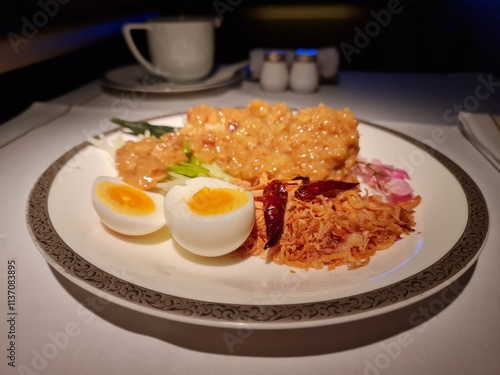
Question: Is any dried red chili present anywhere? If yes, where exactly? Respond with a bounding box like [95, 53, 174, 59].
[294, 180, 358, 201]
[262, 180, 288, 249]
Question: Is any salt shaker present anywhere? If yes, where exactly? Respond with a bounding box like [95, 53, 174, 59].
[259, 50, 288, 93]
[290, 48, 319, 94]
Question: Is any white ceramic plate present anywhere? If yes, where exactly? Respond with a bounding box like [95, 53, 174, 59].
[101, 64, 246, 94]
[27, 115, 489, 329]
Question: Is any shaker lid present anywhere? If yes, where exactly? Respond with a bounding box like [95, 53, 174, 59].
[294, 48, 318, 63]
[264, 50, 286, 63]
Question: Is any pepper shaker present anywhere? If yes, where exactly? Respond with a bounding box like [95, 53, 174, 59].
[290, 48, 319, 94]
[259, 50, 288, 93]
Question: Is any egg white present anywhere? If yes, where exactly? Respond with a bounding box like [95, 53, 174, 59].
[164, 177, 255, 257]
[92, 176, 166, 236]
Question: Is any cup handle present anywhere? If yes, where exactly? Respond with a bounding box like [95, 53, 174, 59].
[122, 23, 168, 78]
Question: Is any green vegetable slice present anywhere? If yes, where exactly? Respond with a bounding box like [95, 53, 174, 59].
[168, 163, 209, 178]
[111, 118, 177, 138]
[167, 140, 210, 178]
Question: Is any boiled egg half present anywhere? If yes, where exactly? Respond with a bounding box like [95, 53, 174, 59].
[92, 176, 165, 236]
[164, 177, 255, 257]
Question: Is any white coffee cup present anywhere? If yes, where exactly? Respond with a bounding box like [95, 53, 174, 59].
[123, 17, 217, 82]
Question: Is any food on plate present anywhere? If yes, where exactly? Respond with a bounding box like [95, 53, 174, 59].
[111, 118, 176, 138]
[164, 177, 255, 257]
[239, 174, 420, 270]
[294, 179, 359, 201]
[92, 176, 165, 236]
[262, 179, 288, 249]
[90, 100, 420, 270]
[115, 99, 359, 190]
[354, 158, 415, 203]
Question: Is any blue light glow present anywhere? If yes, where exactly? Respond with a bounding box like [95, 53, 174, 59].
[295, 48, 318, 57]
[369, 237, 424, 281]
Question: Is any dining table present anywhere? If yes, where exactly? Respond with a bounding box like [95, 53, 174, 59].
[1, 66, 499, 375]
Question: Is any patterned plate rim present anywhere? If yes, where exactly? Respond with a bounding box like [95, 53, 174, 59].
[26, 119, 489, 329]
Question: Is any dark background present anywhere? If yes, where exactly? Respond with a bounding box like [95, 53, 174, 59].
[1, 0, 499, 124]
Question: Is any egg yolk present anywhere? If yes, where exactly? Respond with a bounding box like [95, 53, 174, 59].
[188, 187, 249, 216]
[96, 182, 155, 215]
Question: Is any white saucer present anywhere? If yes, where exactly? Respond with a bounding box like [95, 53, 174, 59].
[102, 62, 247, 94]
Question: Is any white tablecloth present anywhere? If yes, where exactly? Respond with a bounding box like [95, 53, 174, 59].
[1, 71, 499, 375]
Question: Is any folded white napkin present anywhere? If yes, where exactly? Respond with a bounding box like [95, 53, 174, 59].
[458, 112, 500, 172]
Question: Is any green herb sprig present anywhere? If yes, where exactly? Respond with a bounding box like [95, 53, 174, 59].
[111, 118, 177, 138]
